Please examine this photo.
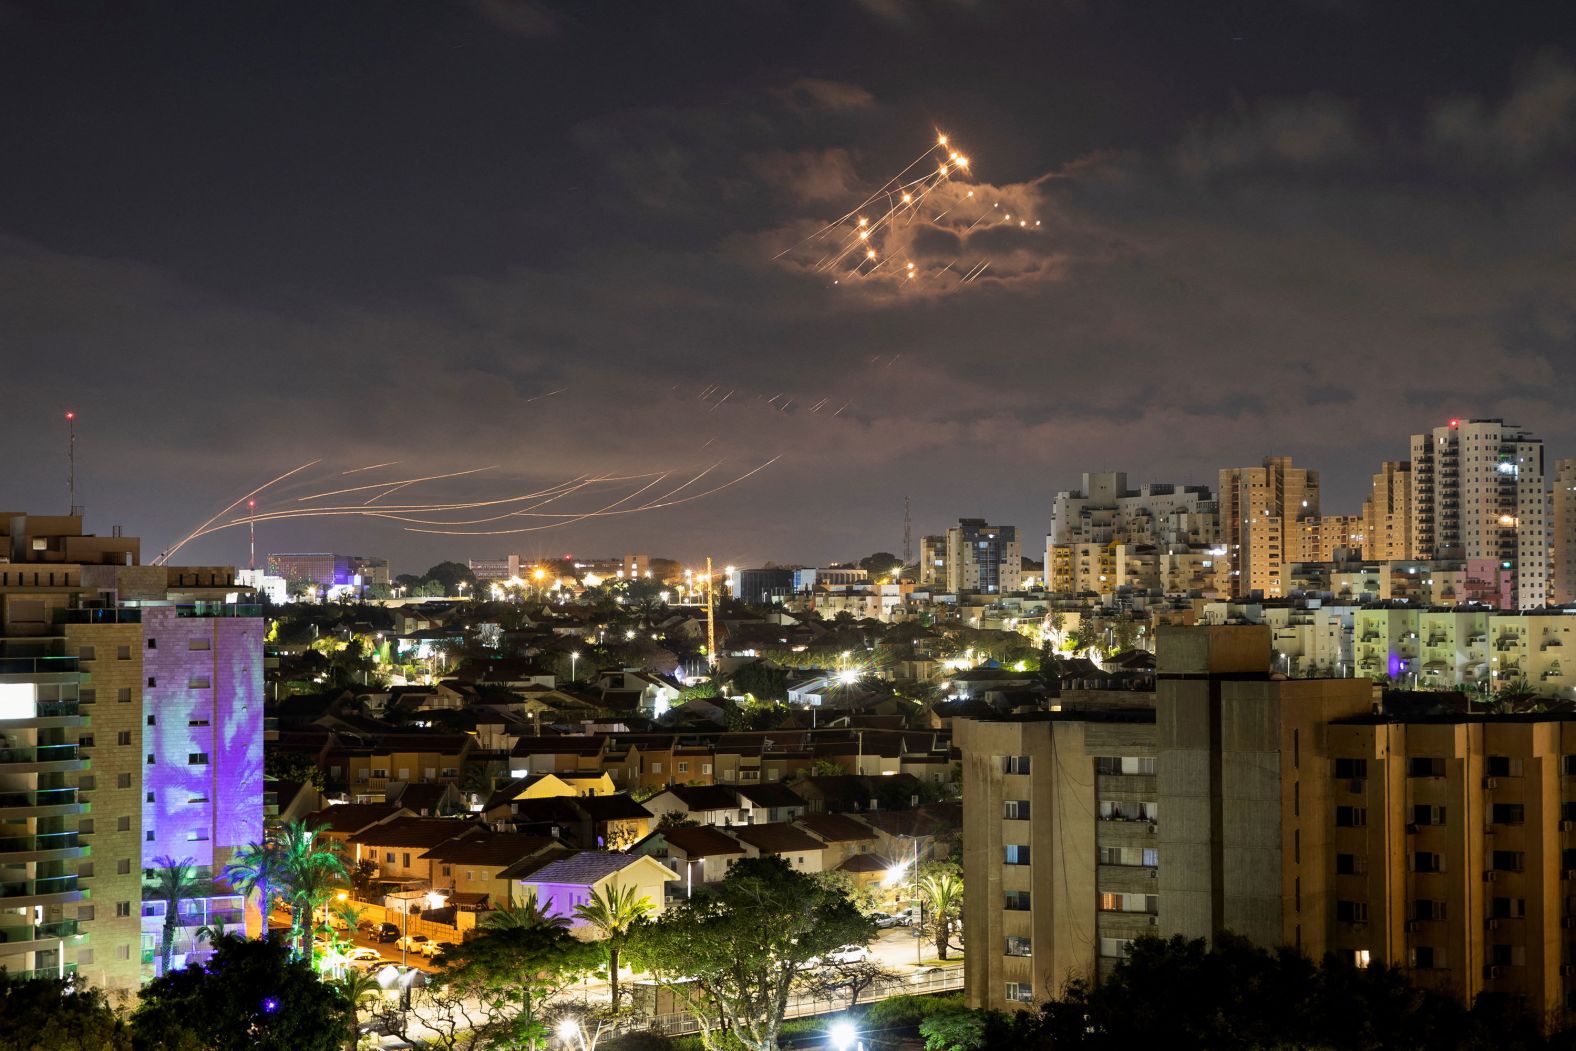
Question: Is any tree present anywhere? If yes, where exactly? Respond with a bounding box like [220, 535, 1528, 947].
[914, 862, 963, 961]
[143, 856, 209, 976]
[274, 820, 350, 962]
[858, 552, 903, 578]
[0, 973, 132, 1051]
[573, 883, 655, 1011]
[421, 562, 476, 597]
[482, 888, 569, 931]
[263, 750, 326, 790]
[624, 856, 874, 1051]
[796, 958, 900, 1009]
[335, 971, 384, 1051]
[223, 837, 284, 937]
[729, 661, 789, 702]
[131, 935, 347, 1051]
[434, 923, 600, 1050]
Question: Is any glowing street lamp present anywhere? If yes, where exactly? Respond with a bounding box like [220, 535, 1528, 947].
[829, 1019, 859, 1051]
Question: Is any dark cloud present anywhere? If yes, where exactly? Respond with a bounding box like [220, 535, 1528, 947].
[2, 3, 1575, 568]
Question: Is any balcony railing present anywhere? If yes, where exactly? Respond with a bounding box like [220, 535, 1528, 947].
[0, 656, 79, 676]
[0, 919, 79, 943]
[173, 603, 262, 619]
[0, 745, 80, 765]
[0, 875, 80, 898]
[53, 608, 142, 625]
[0, 788, 80, 809]
[6, 964, 77, 981]
[0, 832, 80, 853]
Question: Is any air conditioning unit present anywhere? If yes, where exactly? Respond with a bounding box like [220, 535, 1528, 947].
[1484, 871, 1498, 883]
[1485, 965, 1505, 980]
[1566, 869, 1576, 881]
[1404, 920, 1420, 933]
[1561, 821, 1575, 833]
[1562, 916, 1576, 930]
[1486, 918, 1501, 931]
[1562, 964, 1576, 978]
[1148, 822, 1158, 834]
[1405, 823, 1419, 835]
[1149, 868, 1158, 879]
[1485, 824, 1497, 836]
[1484, 777, 1500, 790]
[1148, 915, 1158, 926]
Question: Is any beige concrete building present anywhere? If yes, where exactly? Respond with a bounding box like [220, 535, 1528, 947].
[944, 520, 1021, 595]
[1554, 459, 1576, 607]
[1411, 419, 1547, 609]
[1363, 461, 1416, 562]
[1296, 514, 1364, 563]
[1218, 457, 1321, 599]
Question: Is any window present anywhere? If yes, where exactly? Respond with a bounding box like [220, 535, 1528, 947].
[1490, 897, 1526, 918]
[1408, 757, 1445, 778]
[115, 901, 131, 918]
[78, 863, 94, 878]
[117, 945, 131, 961]
[1004, 845, 1031, 865]
[1334, 758, 1367, 779]
[1564, 755, 1576, 776]
[1414, 899, 1446, 921]
[188, 677, 210, 690]
[677, 762, 689, 773]
[117, 646, 131, 660]
[146, 792, 155, 803]
[146, 831, 154, 841]
[1336, 900, 1369, 924]
[79, 819, 94, 835]
[118, 731, 131, 746]
[1336, 853, 1365, 875]
[116, 816, 130, 832]
[79, 646, 96, 661]
[1336, 806, 1367, 828]
[702, 763, 712, 775]
[188, 639, 210, 651]
[1003, 800, 1031, 820]
[1492, 803, 1525, 826]
[146, 754, 155, 764]
[402, 853, 411, 867]
[1004, 890, 1031, 911]
[79, 689, 96, 705]
[1412, 804, 1446, 826]
[117, 688, 131, 703]
[79, 775, 95, 791]
[651, 762, 663, 773]
[79, 735, 94, 749]
[1492, 851, 1525, 873]
[147, 638, 157, 649]
[1411, 852, 1445, 874]
[1003, 755, 1032, 775]
[1490, 943, 1526, 967]
[1004, 936, 1032, 957]
[186, 830, 209, 842]
[1486, 756, 1522, 777]
[1006, 982, 1035, 1003]
[117, 859, 131, 875]
[78, 949, 93, 965]
[1098, 937, 1135, 958]
[147, 677, 156, 688]
[188, 753, 209, 765]
[79, 905, 95, 921]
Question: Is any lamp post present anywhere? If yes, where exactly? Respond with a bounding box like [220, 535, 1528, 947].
[570, 651, 580, 683]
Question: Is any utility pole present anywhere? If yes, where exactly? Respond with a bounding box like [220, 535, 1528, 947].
[705, 556, 718, 672]
[247, 499, 256, 572]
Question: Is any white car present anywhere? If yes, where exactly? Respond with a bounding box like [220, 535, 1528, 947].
[867, 911, 909, 929]
[817, 944, 869, 966]
[419, 938, 445, 958]
[396, 935, 430, 953]
[345, 948, 386, 967]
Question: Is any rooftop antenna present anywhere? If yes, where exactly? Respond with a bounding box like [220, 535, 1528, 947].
[247, 499, 256, 571]
[65, 410, 80, 516]
[903, 495, 912, 568]
[705, 555, 718, 673]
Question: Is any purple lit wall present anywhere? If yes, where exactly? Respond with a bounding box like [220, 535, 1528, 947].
[141, 608, 264, 872]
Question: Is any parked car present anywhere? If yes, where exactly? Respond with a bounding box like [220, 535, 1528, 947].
[867, 911, 909, 929]
[345, 948, 386, 967]
[357, 918, 376, 934]
[375, 922, 401, 944]
[808, 944, 870, 967]
[396, 934, 429, 953]
[419, 939, 445, 959]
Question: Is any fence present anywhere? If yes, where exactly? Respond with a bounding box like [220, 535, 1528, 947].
[646, 966, 965, 1036]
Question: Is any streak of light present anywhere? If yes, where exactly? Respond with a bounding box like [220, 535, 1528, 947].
[340, 461, 402, 475]
[524, 387, 567, 403]
[295, 466, 497, 503]
[155, 459, 322, 565]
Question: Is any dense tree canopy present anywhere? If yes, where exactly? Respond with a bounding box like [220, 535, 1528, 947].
[0, 974, 132, 1051]
[625, 856, 873, 1051]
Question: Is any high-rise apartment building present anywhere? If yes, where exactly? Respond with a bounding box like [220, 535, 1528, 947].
[1410, 419, 1547, 609]
[0, 514, 262, 992]
[918, 535, 946, 588]
[1362, 461, 1415, 561]
[1218, 457, 1321, 598]
[1046, 473, 1218, 594]
[1553, 460, 1576, 606]
[1295, 514, 1364, 563]
[265, 552, 389, 589]
[944, 520, 1021, 595]
[958, 623, 1576, 1026]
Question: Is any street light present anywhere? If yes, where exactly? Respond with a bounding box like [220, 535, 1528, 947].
[570, 651, 580, 682]
[829, 1019, 859, 1051]
[557, 1018, 585, 1050]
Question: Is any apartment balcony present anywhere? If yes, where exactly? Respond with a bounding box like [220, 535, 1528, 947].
[0, 699, 81, 728]
[0, 745, 87, 775]
[53, 608, 142, 625]
[4, 964, 78, 982]
[0, 832, 85, 864]
[1542, 638, 1564, 651]
[1097, 864, 1159, 894]
[0, 875, 84, 907]
[1096, 774, 1158, 798]
[0, 788, 86, 820]
[0, 656, 79, 677]
[0, 919, 79, 953]
[172, 603, 263, 619]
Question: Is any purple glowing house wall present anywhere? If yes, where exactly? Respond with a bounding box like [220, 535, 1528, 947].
[140, 607, 264, 873]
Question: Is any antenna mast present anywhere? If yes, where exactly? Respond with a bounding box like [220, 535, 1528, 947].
[247, 499, 256, 571]
[65, 411, 79, 516]
[705, 556, 718, 673]
[903, 495, 912, 568]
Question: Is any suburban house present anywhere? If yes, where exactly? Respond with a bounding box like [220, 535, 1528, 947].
[794, 812, 882, 868]
[349, 816, 481, 884]
[633, 825, 745, 888]
[733, 783, 807, 824]
[298, 803, 412, 850]
[728, 822, 827, 873]
[505, 852, 677, 927]
[420, 831, 564, 911]
[641, 784, 747, 827]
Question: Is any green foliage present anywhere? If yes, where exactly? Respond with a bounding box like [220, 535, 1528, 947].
[861, 992, 967, 1030]
[0, 974, 132, 1051]
[273, 820, 350, 962]
[728, 662, 789, 702]
[420, 562, 477, 596]
[678, 680, 719, 702]
[574, 883, 657, 1011]
[913, 862, 963, 960]
[920, 1008, 992, 1051]
[624, 857, 875, 1051]
[434, 922, 600, 1048]
[142, 856, 209, 978]
[724, 698, 785, 731]
[131, 935, 346, 1051]
[1024, 933, 1554, 1051]
[263, 749, 325, 790]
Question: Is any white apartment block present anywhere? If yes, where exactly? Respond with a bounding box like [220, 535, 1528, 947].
[1553, 459, 1576, 606]
[1410, 418, 1547, 609]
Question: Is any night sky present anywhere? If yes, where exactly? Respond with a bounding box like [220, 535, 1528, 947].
[3, 1, 1575, 571]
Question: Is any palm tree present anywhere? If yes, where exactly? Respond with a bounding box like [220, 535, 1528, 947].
[573, 883, 654, 1010]
[914, 865, 963, 961]
[143, 855, 210, 976]
[275, 819, 350, 961]
[482, 888, 568, 931]
[458, 760, 504, 807]
[222, 836, 283, 937]
[337, 970, 384, 1051]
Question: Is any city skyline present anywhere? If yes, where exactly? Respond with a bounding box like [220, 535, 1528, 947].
[3, 3, 1576, 567]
